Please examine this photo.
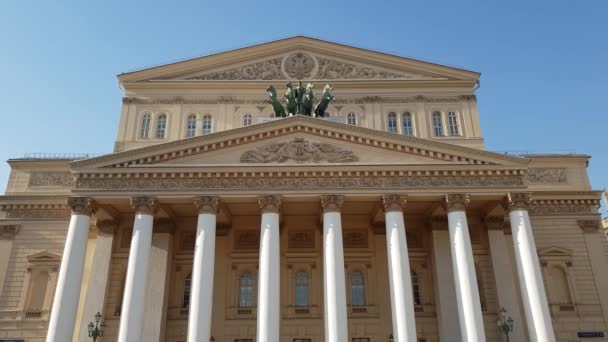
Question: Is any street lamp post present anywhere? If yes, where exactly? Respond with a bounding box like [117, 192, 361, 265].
[496, 307, 514, 342]
[88, 312, 105, 342]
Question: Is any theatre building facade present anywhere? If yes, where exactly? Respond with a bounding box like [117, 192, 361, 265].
[1, 37, 608, 342]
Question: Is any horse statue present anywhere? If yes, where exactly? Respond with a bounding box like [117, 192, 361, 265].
[266, 85, 286, 117]
[284, 82, 297, 116]
[302, 83, 315, 116]
[314, 84, 335, 117]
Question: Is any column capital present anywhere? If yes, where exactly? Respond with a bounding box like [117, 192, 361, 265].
[484, 216, 506, 231]
[0, 224, 21, 239]
[130, 196, 159, 215]
[194, 196, 221, 214]
[505, 192, 532, 211]
[67, 197, 96, 216]
[578, 219, 601, 234]
[258, 195, 282, 213]
[96, 220, 117, 235]
[382, 194, 406, 212]
[321, 195, 344, 212]
[443, 194, 470, 213]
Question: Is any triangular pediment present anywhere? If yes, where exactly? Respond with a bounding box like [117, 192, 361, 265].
[118, 36, 479, 83]
[27, 251, 61, 264]
[71, 116, 527, 172]
[538, 246, 573, 258]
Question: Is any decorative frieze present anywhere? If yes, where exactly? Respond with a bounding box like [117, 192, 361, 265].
[28, 172, 75, 187]
[382, 194, 406, 212]
[577, 219, 601, 233]
[0, 224, 20, 239]
[240, 138, 358, 163]
[67, 197, 96, 216]
[528, 198, 600, 216]
[526, 168, 567, 184]
[258, 195, 282, 213]
[194, 196, 220, 214]
[343, 230, 368, 248]
[444, 194, 470, 213]
[234, 230, 260, 249]
[288, 230, 315, 248]
[505, 192, 532, 211]
[320, 195, 344, 212]
[130, 197, 159, 215]
[2, 205, 70, 219]
[76, 174, 524, 192]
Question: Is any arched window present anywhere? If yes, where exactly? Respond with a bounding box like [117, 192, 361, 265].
[139, 112, 151, 138]
[347, 112, 357, 125]
[402, 112, 413, 136]
[295, 272, 309, 306]
[155, 114, 167, 138]
[387, 112, 398, 133]
[432, 112, 443, 136]
[243, 113, 253, 127]
[351, 271, 366, 306]
[411, 271, 422, 306]
[447, 111, 459, 136]
[239, 272, 254, 308]
[185, 115, 196, 138]
[202, 115, 212, 135]
[549, 266, 572, 304]
[182, 273, 192, 308]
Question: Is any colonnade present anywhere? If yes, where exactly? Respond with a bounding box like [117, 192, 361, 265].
[45, 193, 555, 342]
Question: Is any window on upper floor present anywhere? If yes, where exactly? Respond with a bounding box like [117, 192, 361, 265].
[202, 115, 213, 135]
[387, 112, 398, 133]
[139, 112, 151, 138]
[155, 114, 167, 138]
[411, 271, 422, 306]
[182, 273, 192, 309]
[239, 272, 254, 308]
[347, 112, 357, 125]
[295, 271, 310, 307]
[447, 111, 459, 136]
[402, 112, 414, 136]
[350, 271, 366, 306]
[432, 112, 443, 136]
[243, 113, 253, 127]
[185, 115, 196, 138]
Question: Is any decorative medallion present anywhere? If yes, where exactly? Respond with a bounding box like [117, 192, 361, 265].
[288, 230, 315, 248]
[283, 52, 316, 79]
[240, 138, 358, 163]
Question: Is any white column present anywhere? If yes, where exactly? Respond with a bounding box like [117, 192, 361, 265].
[142, 220, 174, 342]
[256, 195, 281, 342]
[431, 223, 461, 340]
[187, 196, 220, 342]
[75, 220, 116, 342]
[46, 197, 95, 342]
[0, 224, 20, 297]
[117, 197, 158, 342]
[321, 195, 348, 342]
[486, 217, 527, 342]
[382, 195, 417, 342]
[507, 193, 556, 342]
[445, 194, 486, 342]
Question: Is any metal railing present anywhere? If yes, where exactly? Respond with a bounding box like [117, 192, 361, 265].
[284, 305, 322, 319]
[226, 306, 257, 320]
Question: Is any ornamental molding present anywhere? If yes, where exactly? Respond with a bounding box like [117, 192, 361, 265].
[234, 230, 260, 249]
[444, 194, 470, 212]
[240, 138, 358, 164]
[505, 192, 532, 211]
[130, 197, 159, 215]
[28, 172, 76, 187]
[321, 195, 344, 212]
[0, 224, 21, 239]
[181, 52, 432, 81]
[122, 94, 476, 105]
[75, 174, 524, 192]
[526, 168, 567, 184]
[258, 195, 282, 213]
[4, 208, 70, 219]
[528, 199, 600, 216]
[343, 229, 368, 248]
[68, 197, 96, 216]
[577, 219, 601, 234]
[382, 194, 406, 212]
[193, 196, 221, 214]
[288, 230, 315, 248]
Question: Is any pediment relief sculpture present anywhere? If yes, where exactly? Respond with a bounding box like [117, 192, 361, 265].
[184, 52, 433, 81]
[240, 138, 358, 164]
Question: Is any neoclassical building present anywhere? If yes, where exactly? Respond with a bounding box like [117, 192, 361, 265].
[1, 36, 607, 342]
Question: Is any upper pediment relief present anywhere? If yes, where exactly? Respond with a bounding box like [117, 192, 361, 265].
[118, 36, 480, 83]
[173, 51, 441, 81]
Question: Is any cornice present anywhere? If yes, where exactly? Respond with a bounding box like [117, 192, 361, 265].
[71, 116, 527, 170]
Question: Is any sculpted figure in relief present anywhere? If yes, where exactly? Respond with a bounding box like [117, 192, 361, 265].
[240, 138, 358, 163]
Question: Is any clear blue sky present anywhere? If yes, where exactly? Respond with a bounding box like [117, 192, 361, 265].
[1, 1, 607, 210]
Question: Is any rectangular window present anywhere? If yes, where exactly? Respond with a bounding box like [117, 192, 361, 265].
[432, 112, 443, 136]
[387, 113, 398, 133]
[295, 272, 309, 306]
[447, 111, 459, 136]
[402, 112, 413, 136]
